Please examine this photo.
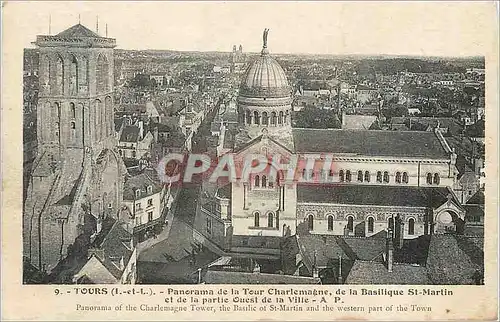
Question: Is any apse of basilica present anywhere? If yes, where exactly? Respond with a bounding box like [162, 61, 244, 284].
[197, 30, 466, 254]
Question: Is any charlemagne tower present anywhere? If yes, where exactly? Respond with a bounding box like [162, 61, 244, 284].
[24, 24, 125, 274]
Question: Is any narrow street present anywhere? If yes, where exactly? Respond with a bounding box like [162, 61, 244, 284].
[136, 94, 224, 283]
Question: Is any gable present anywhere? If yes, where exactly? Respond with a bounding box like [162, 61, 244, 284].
[74, 256, 118, 284]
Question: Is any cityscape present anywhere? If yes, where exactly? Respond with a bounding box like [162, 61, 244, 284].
[22, 21, 485, 286]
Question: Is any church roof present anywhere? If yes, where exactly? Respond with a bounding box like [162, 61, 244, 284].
[292, 128, 449, 159]
[297, 184, 454, 208]
[56, 23, 102, 38]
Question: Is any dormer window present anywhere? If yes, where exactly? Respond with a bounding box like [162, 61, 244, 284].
[147, 185, 153, 194]
[135, 189, 141, 199]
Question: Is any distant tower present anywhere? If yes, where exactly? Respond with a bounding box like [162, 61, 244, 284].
[238, 44, 243, 54]
[24, 23, 125, 273]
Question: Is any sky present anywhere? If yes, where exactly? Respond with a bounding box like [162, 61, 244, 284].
[4, 1, 497, 56]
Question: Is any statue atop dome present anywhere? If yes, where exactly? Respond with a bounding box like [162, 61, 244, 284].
[263, 28, 269, 48]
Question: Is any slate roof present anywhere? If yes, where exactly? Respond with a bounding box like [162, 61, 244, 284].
[297, 184, 453, 208]
[56, 24, 101, 38]
[345, 261, 431, 285]
[426, 235, 483, 285]
[342, 115, 377, 130]
[391, 117, 463, 135]
[123, 170, 163, 201]
[216, 183, 232, 199]
[203, 271, 321, 284]
[96, 221, 134, 280]
[292, 129, 449, 158]
[467, 190, 485, 205]
[119, 126, 140, 143]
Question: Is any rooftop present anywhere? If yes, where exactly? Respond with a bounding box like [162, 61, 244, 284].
[297, 184, 453, 208]
[345, 261, 431, 285]
[292, 129, 449, 158]
[203, 270, 321, 284]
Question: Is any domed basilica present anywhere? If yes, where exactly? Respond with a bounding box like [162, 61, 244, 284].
[203, 29, 464, 256]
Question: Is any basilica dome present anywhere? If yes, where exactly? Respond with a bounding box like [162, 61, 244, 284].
[239, 48, 291, 98]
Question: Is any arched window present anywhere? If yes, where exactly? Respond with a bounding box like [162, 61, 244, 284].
[55, 122, 60, 138]
[267, 212, 274, 228]
[327, 215, 334, 231]
[80, 56, 88, 92]
[270, 112, 277, 125]
[364, 171, 370, 182]
[383, 171, 389, 183]
[253, 111, 260, 125]
[268, 177, 274, 188]
[246, 110, 252, 124]
[262, 112, 268, 125]
[395, 172, 401, 183]
[433, 173, 440, 185]
[96, 54, 109, 94]
[357, 170, 363, 182]
[426, 173, 433, 185]
[285, 110, 290, 124]
[70, 102, 76, 119]
[254, 212, 260, 227]
[70, 121, 76, 130]
[132, 151, 136, 158]
[388, 217, 394, 231]
[402, 172, 409, 184]
[368, 217, 374, 233]
[69, 55, 78, 94]
[261, 175, 267, 188]
[254, 175, 260, 187]
[55, 55, 64, 95]
[278, 111, 284, 124]
[307, 214, 314, 230]
[275, 213, 279, 228]
[347, 216, 354, 232]
[339, 170, 344, 182]
[346, 170, 351, 182]
[376, 171, 382, 183]
[119, 149, 122, 156]
[408, 218, 415, 235]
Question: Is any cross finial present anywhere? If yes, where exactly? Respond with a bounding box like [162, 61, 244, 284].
[78, 14, 81, 24]
[263, 28, 269, 49]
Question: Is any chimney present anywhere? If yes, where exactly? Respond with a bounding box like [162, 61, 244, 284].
[386, 229, 394, 273]
[338, 254, 343, 284]
[394, 215, 404, 249]
[197, 268, 202, 284]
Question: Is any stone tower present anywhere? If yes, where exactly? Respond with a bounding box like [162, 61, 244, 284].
[24, 24, 125, 275]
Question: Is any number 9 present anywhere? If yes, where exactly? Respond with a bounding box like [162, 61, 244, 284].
[55, 289, 60, 295]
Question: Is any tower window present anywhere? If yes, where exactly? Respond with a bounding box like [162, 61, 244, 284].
[408, 218, 415, 235]
[368, 217, 374, 233]
[254, 211, 260, 227]
[254, 175, 260, 187]
[339, 170, 344, 182]
[261, 175, 267, 188]
[426, 173, 433, 185]
[395, 172, 401, 183]
[267, 212, 274, 228]
[246, 110, 252, 124]
[345, 170, 351, 182]
[278, 111, 284, 125]
[376, 171, 382, 183]
[433, 173, 440, 185]
[364, 171, 370, 182]
[307, 214, 314, 231]
[402, 172, 409, 183]
[262, 112, 268, 125]
[270, 112, 277, 125]
[347, 216, 354, 232]
[383, 171, 389, 183]
[253, 111, 260, 125]
[70, 102, 76, 119]
[327, 215, 334, 231]
[388, 217, 394, 231]
[70, 121, 76, 130]
[357, 170, 363, 182]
